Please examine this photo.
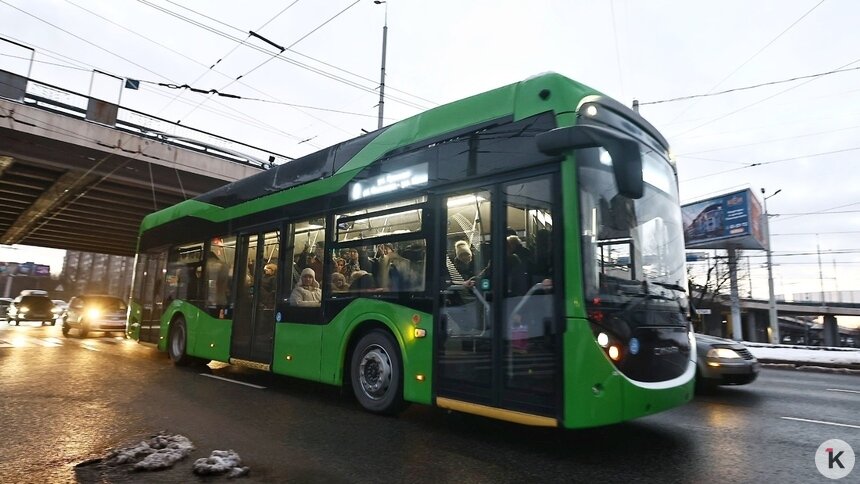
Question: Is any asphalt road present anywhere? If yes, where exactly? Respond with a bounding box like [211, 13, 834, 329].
[1, 322, 858, 483]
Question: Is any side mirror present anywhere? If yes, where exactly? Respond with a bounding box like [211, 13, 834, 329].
[537, 124, 644, 199]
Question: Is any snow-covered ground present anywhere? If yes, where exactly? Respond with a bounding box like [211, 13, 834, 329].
[742, 342, 860, 368]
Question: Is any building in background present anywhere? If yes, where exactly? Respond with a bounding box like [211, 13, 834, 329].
[1, 250, 133, 300]
[61, 251, 134, 300]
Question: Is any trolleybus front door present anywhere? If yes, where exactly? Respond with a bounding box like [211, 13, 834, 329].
[436, 176, 560, 418]
[230, 230, 280, 366]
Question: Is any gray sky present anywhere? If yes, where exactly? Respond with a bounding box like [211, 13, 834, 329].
[1, 0, 859, 302]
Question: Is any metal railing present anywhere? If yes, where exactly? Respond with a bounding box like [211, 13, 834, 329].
[0, 68, 292, 169]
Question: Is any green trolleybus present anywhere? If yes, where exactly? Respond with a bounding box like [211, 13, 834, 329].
[127, 72, 695, 428]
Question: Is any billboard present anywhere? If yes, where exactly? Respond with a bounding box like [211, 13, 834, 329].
[682, 188, 766, 250]
[0, 261, 51, 276]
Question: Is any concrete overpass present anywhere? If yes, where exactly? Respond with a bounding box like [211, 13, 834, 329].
[694, 292, 860, 347]
[0, 68, 288, 256]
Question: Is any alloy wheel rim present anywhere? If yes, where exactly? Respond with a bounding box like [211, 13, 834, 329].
[358, 344, 392, 400]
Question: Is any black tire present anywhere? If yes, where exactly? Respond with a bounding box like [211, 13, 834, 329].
[350, 329, 405, 415]
[62, 323, 70, 337]
[78, 321, 89, 338]
[14, 319, 19, 326]
[694, 368, 718, 394]
[168, 317, 193, 366]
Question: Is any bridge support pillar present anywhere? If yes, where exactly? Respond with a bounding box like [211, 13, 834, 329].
[822, 315, 839, 347]
[744, 311, 758, 342]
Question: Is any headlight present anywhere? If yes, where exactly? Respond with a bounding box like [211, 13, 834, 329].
[86, 308, 102, 319]
[19, 306, 29, 313]
[591, 324, 625, 363]
[707, 347, 742, 359]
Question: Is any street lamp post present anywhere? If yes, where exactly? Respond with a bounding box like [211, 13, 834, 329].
[762, 188, 781, 343]
[374, 0, 388, 129]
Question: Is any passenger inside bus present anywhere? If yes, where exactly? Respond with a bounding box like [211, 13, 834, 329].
[330, 272, 350, 293]
[289, 268, 322, 307]
[349, 270, 378, 292]
[260, 263, 277, 307]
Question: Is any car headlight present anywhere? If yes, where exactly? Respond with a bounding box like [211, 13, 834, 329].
[86, 308, 102, 319]
[707, 347, 742, 359]
[19, 306, 29, 313]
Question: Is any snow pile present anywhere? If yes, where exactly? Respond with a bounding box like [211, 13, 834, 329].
[746, 345, 860, 367]
[192, 449, 250, 478]
[106, 433, 195, 471]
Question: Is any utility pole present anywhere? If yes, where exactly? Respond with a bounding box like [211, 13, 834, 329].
[728, 248, 742, 341]
[374, 1, 388, 129]
[762, 188, 781, 343]
[816, 235, 825, 306]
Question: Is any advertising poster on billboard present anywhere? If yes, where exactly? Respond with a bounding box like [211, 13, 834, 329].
[682, 189, 765, 250]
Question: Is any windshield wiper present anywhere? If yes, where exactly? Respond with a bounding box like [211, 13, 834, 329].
[617, 292, 673, 318]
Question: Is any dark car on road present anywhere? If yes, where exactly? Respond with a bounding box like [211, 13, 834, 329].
[0, 297, 12, 321]
[695, 333, 760, 390]
[7, 294, 59, 326]
[62, 295, 128, 338]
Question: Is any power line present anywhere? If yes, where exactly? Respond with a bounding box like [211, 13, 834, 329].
[53, 2, 332, 144]
[643, 65, 860, 106]
[136, 0, 432, 110]
[0, 0, 172, 82]
[173, 0, 363, 124]
[677, 124, 860, 157]
[775, 210, 860, 216]
[681, 146, 860, 181]
[663, 0, 826, 124]
[157, 0, 437, 107]
[148, 80, 379, 118]
[670, 55, 860, 140]
[773, 230, 860, 236]
[775, 200, 860, 222]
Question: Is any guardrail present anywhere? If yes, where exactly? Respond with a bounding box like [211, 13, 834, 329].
[0, 68, 292, 169]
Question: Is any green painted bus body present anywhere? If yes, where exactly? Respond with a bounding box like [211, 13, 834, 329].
[129, 72, 693, 428]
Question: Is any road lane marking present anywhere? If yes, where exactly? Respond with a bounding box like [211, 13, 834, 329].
[200, 373, 266, 389]
[781, 417, 860, 430]
[826, 388, 860, 394]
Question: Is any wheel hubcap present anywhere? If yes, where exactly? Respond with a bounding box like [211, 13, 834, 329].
[359, 344, 392, 400]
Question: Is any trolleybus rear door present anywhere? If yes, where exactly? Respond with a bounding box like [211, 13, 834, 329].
[230, 230, 280, 365]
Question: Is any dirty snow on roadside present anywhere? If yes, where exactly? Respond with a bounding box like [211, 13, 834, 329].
[193, 449, 250, 478]
[106, 433, 194, 471]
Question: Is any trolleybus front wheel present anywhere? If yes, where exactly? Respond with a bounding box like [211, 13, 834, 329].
[168, 317, 193, 366]
[350, 329, 405, 415]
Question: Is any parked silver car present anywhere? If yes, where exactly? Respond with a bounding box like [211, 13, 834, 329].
[695, 333, 759, 390]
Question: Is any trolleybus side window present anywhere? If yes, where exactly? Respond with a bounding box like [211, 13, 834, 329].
[282, 218, 325, 322]
[330, 197, 427, 295]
